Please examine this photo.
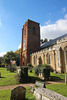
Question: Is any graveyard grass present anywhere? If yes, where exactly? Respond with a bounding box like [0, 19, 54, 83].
[47, 84, 67, 97]
[0, 68, 67, 97]
[0, 67, 66, 86]
[0, 87, 36, 100]
[0, 68, 18, 86]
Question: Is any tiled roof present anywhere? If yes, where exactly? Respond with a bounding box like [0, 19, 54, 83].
[40, 33, 67, 49]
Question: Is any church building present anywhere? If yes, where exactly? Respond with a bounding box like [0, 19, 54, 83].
[20, 19, 67, 73]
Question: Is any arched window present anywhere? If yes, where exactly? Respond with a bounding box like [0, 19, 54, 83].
[46, 53, 51, 64]
[43, 53, 45, 64]
[34, 56, 36, 65]
[23, 54, 25, 61]
[24, 28, 26, 35]
[64, 46, 67, 65]
[33, 27, 35, 34]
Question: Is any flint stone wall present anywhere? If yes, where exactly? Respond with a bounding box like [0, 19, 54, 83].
[10, 86, 26, 100]
[34, 88, 67, 100]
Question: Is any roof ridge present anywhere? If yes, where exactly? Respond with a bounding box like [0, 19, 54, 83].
[41, 33, 67, 49]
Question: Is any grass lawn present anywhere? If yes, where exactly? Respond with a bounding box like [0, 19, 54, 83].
[0, 68, 67, 98]
[0, 68, 18, 86]
[0, 87, 36, 100]
[0, 67, 66, 86]
[46, 83, 67, 97]
[50, 72, 65, 81]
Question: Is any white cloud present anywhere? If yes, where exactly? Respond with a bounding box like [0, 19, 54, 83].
[18, 43, 21, 49]
[0, 52, 6, 57]
[65, 14, 67, 19]
[45, 20, 51, 25]
[62, 7, 66, 13]
[40, 14, 67, 39]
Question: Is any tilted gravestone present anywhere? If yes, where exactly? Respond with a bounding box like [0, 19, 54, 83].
[35, 81, 46, 88]
[10, 86, 26, 100]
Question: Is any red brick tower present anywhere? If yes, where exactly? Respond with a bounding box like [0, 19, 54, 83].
[20, 19, 40, 66]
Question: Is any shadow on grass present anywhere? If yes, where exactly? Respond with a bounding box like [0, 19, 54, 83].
[0, 76, 5, 78]
[18, 76, 44, 84]
[28, 76, 44, 83]
[50, 76, 63, 81]
[24, 98, 32, 100]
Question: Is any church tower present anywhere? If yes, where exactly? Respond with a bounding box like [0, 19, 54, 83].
[20, 19, 40, 66]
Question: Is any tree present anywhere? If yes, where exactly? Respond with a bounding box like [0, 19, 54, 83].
[3, 51, 16, 65]
[1, 49, 21, 66]
[15, 48, 21, 66]
[43, 38, 48, 43]
[40, 38, 48, 45]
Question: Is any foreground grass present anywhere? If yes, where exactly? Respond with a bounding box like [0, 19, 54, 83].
[0, 87, 36, 100]
[46, 83, 67, 97]
[0, 68, 18, 86]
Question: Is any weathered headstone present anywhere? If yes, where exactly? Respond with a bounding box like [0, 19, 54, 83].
[34, 88, 67, 100]
[10, 67, 14, 72]
[0, 72, 1, 77]
[7, 65, 10, 71]
[12, 65, 17, 71]
[65, 74, 67, 84]
[35, 81, 46, 88]
[10, 86, 26, 100]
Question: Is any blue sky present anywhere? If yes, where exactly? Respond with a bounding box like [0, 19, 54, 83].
[0, 0, 67, 56]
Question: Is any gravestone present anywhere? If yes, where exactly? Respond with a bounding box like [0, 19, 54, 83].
[10, 67, 14, 72]
[10, 86, 26, 100]
[0, 72, 1, 77]
[7, 65, 10, 71]
[65, 74, 67, 84]
[35, 81, 46, 88]
[34, 88, 67, 100]
[12, 65, 17, 71]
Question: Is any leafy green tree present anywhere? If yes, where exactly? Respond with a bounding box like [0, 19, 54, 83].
[15, 48, 21, 66]
[2, 49, 21, 66]
[2, 51, 16, 65]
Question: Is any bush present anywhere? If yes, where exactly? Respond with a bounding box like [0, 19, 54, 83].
[41, 64, 50, 69]
[35, 67, 39, 76]
[34, 64, 50, 80]
[27, 63, 31, 67]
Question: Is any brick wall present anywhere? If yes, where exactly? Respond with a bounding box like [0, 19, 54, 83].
[20, 19, 40, 66]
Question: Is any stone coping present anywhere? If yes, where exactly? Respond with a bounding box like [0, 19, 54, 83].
[35, 88, 67, 100]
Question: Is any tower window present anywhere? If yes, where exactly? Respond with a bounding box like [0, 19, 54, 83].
[24, 28, 26, 35]
[33, 27, 35, 34]
[24, 47, 25, 51]
[24, 39, 26, 42]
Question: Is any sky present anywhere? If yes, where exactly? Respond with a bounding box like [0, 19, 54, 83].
[0, 0, 67, 57]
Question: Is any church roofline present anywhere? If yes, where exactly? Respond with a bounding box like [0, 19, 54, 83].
[41, 33, 67, 49]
